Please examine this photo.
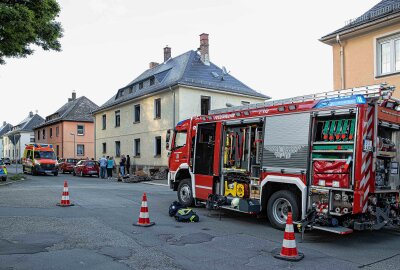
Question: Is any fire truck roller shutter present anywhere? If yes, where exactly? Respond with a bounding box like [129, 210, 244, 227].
[262, 113, 311, 172]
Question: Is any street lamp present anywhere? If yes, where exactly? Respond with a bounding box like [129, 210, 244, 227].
[70, 132, 75, 158]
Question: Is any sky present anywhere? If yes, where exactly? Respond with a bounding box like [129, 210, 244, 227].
[0, 0, 380, 125]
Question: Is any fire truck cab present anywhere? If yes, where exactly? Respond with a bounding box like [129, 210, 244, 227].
[22, 143, 59, 176]
[168, 84, 400, 234]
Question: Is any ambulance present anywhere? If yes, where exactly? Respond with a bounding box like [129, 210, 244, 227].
[22, 144, 59, 176]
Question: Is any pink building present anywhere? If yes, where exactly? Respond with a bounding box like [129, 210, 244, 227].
[34, 92, 99, 159]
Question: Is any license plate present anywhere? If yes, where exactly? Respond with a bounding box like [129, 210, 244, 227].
[89, 171, 97, 174]
[45, 170, 51, 173]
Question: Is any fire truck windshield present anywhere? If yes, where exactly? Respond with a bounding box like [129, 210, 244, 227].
[174, 131, 187, 149]
[34, 151, 56, 160]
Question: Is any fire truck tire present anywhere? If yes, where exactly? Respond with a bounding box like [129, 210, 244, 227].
[177, 179, 194, 207]
[267, 190, 299, 230]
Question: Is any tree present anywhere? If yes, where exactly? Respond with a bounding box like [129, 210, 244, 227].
[0, 0, 63, 64]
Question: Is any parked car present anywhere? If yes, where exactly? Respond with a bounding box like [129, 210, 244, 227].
[3, 158, 11, 165]
[0, 159, 7, 181]
[58, 158, 79, 174]
[73, 160, 100, 177]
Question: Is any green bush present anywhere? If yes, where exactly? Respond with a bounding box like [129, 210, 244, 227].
[9, 174, 25, 181]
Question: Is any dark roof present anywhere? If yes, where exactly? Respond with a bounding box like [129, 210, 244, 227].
[35, 96, 99, 129]
[0, 123, 12, 137]
[6, 114, 44, 134]
[95, 50, 269, 112]
[321, 0, 400, 40]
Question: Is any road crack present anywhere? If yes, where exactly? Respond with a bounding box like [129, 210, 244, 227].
[358, 253, 400, 268]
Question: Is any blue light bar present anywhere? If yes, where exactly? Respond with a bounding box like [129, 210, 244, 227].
[314, 95, 366, 109]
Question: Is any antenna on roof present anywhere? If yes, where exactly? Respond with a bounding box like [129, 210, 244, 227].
[222, 66, 230, 75]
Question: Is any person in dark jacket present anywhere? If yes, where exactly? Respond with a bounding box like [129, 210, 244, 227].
[120, 155, 126, 177]
[126, 155, 131, 175]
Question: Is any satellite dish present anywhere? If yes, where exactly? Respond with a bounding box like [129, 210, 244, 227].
[211, 71, 219, 78]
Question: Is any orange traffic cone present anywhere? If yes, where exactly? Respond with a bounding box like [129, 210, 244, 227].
[274, 212, 304, 261]
[133, 192, 155, 227]
[56, 180, 74, 207]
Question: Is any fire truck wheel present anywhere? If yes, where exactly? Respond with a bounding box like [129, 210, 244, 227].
[267, 190, 299, 230]
[177, 179, 194, 207]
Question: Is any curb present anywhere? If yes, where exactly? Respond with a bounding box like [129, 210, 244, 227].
[142, 182, 169, 187]
[0, 178, 27, 186]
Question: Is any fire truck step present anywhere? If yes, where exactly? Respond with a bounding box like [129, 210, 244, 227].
[299, 223, 354, 235]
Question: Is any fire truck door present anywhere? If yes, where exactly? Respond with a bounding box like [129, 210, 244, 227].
[193, 123, 216, 199]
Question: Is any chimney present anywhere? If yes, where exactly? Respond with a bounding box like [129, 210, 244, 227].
[29, 111, 33, 117]
[164, 46, 171, 62]
[199, 33, 210, 65]
[149, 62, 159, 69]
[2, 121, 6, 126]
[68, 91, 77, 102]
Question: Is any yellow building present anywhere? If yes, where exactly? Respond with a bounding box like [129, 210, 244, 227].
[320, 0, 400, 98]
[93, 34, 269, 174]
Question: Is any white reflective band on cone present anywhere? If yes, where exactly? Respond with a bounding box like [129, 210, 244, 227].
[285, 225, 294, 233]
[63, 188, 68, 192]
[62, 196, 69, 200]
[282, 239, 297, 249]
[139, 212, 149, 218]
[141, 201, 148, 207]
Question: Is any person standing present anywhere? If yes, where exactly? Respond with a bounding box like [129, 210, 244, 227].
[107, 156, 114, 179]
[120, 155, 126, 177]
[99, 155, 107, 179]
[126, 155, 131, 175]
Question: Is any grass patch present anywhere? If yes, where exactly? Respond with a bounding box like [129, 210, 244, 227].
[9, 173, 25, 181]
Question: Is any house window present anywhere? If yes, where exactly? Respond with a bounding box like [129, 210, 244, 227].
[241, 101, 250, 105]
[30, 137, 35, 143]
[150, 77, 155, 86]
[139, 82, 143, 89]
[56, 145, 59, 157]
[102, 143, 106, 153]
[377, 34, 400, 76]
[42, 129, 45, 139]
[102, 114, 106, 130]
[115, 141, 121, 157]
[50, 128, 53, 138]
[134, 104, 140, 123]
[77, 124, 84, 135]
[134, 139, 140, 157]
[77, 144, 85, 156]
[201, 96, 211, 115]
[56, 126, 59, 137]
[37, 130, 40, 140]
[155, 136, 161, 156]
[154, 98, 161, 119]
[115, 110, 120, 127]
[129, 86, 133, 94]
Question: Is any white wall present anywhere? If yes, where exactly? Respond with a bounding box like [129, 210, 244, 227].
[177, 86, 266, 121]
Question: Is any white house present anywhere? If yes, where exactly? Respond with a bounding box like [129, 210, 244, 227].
[0, 121, 12, 158]
[4, 112, 44, 162]
[93, 33, 270, 173]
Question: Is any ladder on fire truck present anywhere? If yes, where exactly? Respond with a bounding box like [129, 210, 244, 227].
[210, 84, 394, 115]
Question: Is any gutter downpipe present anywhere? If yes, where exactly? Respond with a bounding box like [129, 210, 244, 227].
[336, 34, 345, 89]
[170, 86, 176, 128]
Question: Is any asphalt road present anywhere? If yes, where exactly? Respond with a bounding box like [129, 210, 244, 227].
[0, 171, 399, 270]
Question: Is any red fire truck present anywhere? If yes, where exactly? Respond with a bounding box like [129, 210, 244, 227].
[167, 84, 400, 234]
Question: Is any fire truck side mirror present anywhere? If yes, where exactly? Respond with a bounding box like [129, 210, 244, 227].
[166, 129, 171, 150]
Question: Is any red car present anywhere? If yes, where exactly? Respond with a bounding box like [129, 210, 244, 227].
[73, 160, 100, 177]
[58, 158, 79, 174]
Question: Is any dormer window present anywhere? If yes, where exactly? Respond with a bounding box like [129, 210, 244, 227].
[129, 86, 133, 94]
[150, 77, 155, 86]
[139, 82, 143, 89]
